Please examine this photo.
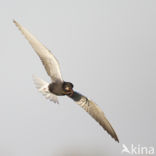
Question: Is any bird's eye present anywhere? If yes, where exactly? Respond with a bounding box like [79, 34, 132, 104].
[65, 86, 70, 91]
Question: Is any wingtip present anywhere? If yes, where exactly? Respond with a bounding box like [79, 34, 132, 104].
[13, 19, 16, 23]
[13, 19, 18, 26]
[115, 137, 119, 143]
[113, 132, 119, 143]
[13, 20, 22, 30]
[106, 126, 119, 143]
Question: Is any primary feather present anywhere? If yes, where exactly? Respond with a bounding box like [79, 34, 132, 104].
[13, 20, 63, 83]
[69, 91, 119, 142]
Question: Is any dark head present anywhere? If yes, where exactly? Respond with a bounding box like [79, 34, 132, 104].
[62, 82, 74, 96]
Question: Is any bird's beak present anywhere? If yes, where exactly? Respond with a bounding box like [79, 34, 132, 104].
[63, 89, 73, 96]
[67, 89, 74, 97]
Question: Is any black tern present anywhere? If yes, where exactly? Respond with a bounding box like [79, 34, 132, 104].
[14, 20, 119, 142]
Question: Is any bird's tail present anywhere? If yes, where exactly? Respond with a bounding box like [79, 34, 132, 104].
[32, 75, 59, 104]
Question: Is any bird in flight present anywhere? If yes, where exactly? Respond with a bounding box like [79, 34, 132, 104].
[13, 20, 119, 142]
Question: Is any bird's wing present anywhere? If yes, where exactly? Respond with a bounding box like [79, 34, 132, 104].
[14, 20, 63, 83]
[68, 91, 119, 142]
[33, 75, 59, 103]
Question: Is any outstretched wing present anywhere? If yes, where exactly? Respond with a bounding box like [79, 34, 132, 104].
[33, 75, 59, 104]
[68, 91, 119, 142]
[14, 20, 63, 83]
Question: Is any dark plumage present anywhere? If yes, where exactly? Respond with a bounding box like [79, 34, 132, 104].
[48, 81, 74, 96]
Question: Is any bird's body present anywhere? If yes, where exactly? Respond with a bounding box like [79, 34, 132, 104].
[48, 81, 73, 96]
[48, 82, 65, 96]
[14, 20, 119, 142]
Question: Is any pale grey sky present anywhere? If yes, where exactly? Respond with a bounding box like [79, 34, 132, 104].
[0, 0, 156, 156]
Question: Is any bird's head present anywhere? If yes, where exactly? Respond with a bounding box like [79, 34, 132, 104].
[63, 82, 74, 96]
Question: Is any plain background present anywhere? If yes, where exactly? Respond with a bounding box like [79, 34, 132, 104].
[0, 0, 156, 155]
